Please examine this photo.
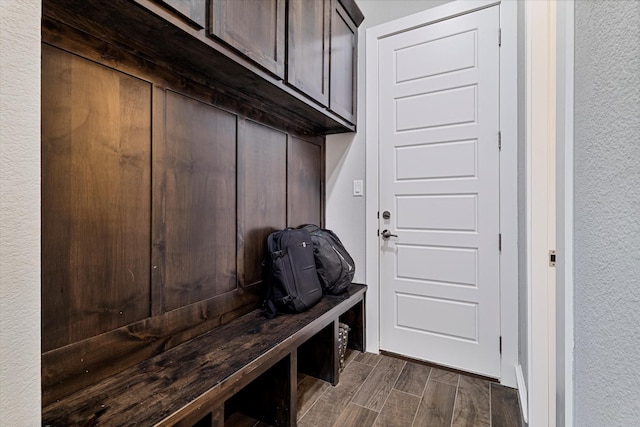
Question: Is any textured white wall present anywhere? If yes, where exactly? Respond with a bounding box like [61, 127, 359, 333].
[574, 1, 640, 425]
[0, 1, 42, 423]
[326, 0, 451, 283]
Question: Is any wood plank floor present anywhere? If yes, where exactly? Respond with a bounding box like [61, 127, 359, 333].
[228, 351, 522, 427]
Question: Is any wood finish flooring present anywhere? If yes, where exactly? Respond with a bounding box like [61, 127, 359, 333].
[228, 351, 522, 427]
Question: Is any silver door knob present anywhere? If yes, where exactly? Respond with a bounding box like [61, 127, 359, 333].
[381, 229, 398, 239]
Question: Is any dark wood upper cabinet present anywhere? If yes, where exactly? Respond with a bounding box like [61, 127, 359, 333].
[157, 0, 206, 28]
[287, 0, 331, 107]
[43, 0, 363, 133]
[210, 0, 286, 79]
[330, 0, 358, 124]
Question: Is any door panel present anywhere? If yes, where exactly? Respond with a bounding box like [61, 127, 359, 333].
[395, 30, 477, 82]
[329, 1, 357, 123]
[396, 294, 478, 341]
[287, 0, 330, 106]
[379, 6, 500, 378]
[209, 0, 285, 78]
[396, 85, 477, 131]
[396, 140, 477, 180]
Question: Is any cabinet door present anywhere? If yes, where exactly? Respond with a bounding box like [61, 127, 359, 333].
[330, 1, 357, 124]
[158, 0, 206, 28]
[210, 0, 285, 79]
[287, 0, 330, 106]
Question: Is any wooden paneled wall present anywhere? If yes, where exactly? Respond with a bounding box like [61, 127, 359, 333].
[41, 43, 324, 404]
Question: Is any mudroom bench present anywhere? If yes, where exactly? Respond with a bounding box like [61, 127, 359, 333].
[42, 284, 366, 427]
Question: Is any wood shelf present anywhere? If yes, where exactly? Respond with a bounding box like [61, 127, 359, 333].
[43, 0, 359, 135]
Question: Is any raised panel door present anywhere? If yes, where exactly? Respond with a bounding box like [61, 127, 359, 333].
[378, 6, 501, 378]
[329, 1, 357, 124]
[210, 0, 285, 79]
[158, 0, 207, 28]
[287, 0, 330, 106]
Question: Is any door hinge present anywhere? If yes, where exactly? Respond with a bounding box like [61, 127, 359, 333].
[377, 211, 380, 219]
[549, 250, 557, 267]
[377, 229, 380, 237]
[498, 131, 502, 151]
[498, 234, 502, 251]
[498, 28, 502, 47]
[499, 336, 503, 354]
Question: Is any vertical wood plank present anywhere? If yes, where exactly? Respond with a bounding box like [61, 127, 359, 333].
[151, 86, 167, 316]
[158, 91, 237, 311]
[231, 354, 293, 426]
[298, 321, 338, 385]
[42, 45, 152, 351]
[289, 349, 298, 427]
[211, 406, 224, 427]
[237, 119, 287, 287]
[287, 136, 322, 228]
[339, 299, 365, 352]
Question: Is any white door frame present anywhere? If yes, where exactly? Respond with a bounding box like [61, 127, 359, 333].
[365, 0, 519, 388]
[555, 1, 575, 425]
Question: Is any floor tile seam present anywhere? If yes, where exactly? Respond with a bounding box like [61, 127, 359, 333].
[348, 360, 378, 407]
[488, 378, 493, 427]
[370, 353, 383, 368]
[409, 394, 421, 427]
[391, 388, 422, 400]
[449, 374, 461, 427]
[368, 360, 406, 413]
[376, 388, 421, 427]
[410, 366, 431, 427]
[356, 357, 405, 410]
[420, 367, 433, 399]
[429, 378, 459, 387]
[329, 402, 378, 427]
[348, 402, 382, 427]
[391, 385, 424, 399]
[297, 378, 332, 422]
[344, 351, 358, 369]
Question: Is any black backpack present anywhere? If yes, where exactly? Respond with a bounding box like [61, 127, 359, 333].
[302, 225, 355, 295]
[263, 228, 323, 316]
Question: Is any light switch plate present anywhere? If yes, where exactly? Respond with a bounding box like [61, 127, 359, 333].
[353, 179, 363, 196]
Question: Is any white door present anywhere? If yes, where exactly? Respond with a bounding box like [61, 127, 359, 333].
[378, 5, 501, 378]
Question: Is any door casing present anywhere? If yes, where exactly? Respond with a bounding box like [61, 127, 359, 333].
[365, 0, 519, 387]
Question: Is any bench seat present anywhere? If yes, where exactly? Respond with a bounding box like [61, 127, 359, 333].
[43, 283, 366, 426]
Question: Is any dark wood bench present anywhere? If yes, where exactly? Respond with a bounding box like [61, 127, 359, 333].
[42, 284, 366, 426]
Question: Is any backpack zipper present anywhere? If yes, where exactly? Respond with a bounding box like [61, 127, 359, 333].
[332, 245, 353, 272]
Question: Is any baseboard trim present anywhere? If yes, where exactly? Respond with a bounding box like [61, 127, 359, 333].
[515, 364, 529, 424]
